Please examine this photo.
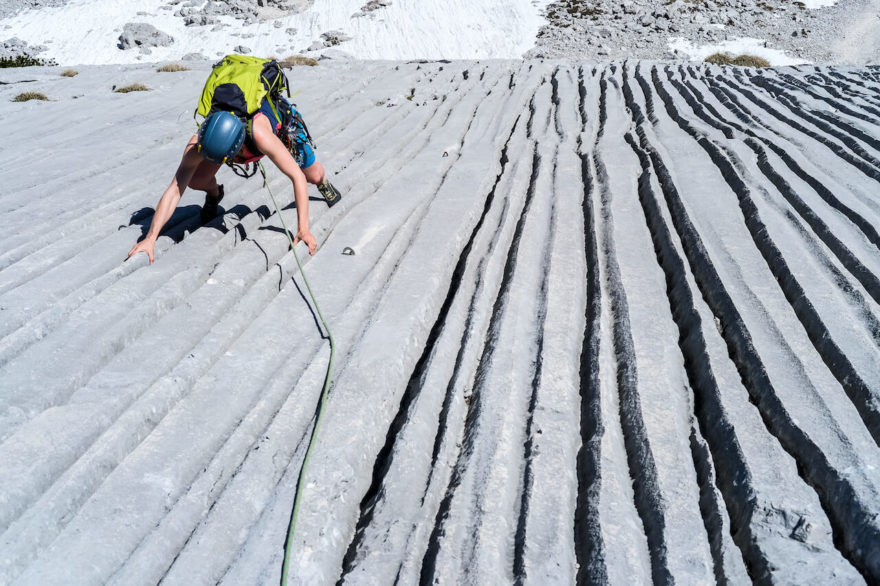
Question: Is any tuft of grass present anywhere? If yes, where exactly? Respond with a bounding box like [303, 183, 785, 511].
[705, 52, 770, 67]
[60, 69, 78, 77]
[731, 54, 771, 67]
[13, 91, 49, 102]
[278, 55, 319, 68]
[705, 52, 734, 65]
[0, 54, 57, 68]
[114, 83, 150, 93]
[156, 63, 189, 72]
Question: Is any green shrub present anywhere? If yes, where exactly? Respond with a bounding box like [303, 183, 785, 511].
[156, 63, 189, 72]
[705, 52, 770, 67]
[12, 91, 49, 102]
[279, 55, 319, 68]
[114, 83, 149, 93]
[0, 54, 57, 68]
[60, 69, 78, 77]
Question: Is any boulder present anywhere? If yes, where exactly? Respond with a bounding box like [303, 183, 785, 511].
[0, 37, 47, 59]
[118, 23, 174, 50]
[353, 0, 391, 17]
[184, 14, 218, 26]
[320, 30, 352, 46]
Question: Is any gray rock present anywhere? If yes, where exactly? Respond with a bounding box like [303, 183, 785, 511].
[203, 2, 228, 16]
[0, 36, 48, 59]
[184, 14, 218, 26]
[234, 44, 251, 53]
[0, 0, 69, 19]
[182, 52, 208, 61]
[118, 22, 174, 50]
[319, 29, 352, 47]
[353, 0, 391, 18]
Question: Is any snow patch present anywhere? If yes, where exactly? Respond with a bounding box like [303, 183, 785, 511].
[668, 36, 810, 66]
[800, 0, 839, 8]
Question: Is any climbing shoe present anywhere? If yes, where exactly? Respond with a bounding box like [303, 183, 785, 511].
[317, 180, 341, 208]
[200, 184, 225, 223]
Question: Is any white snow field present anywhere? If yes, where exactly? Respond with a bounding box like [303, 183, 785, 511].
[2, 59, 880, 584]
[1, 0, 554, 64]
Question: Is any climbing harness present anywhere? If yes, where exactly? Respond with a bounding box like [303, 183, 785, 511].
[257, 161, 336, 585]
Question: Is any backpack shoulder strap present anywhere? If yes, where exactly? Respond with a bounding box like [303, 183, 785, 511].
[242, 96, 288, 156]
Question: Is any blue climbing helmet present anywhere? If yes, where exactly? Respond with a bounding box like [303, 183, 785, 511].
[197, 111, 246, 164]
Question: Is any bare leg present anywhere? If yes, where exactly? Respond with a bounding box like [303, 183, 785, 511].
[190, 160, 224, 221]
[190, 160, 223, 197]
[302, 161, 326, 185]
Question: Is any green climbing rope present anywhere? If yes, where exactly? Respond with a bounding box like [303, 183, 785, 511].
[258, 162, 336, 585]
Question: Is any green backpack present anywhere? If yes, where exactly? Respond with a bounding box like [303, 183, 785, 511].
[195, 54, 290, 122]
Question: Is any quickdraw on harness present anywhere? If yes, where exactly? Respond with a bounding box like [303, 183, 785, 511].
[282, 108, 316, 152]
[227, 100, 317, 179]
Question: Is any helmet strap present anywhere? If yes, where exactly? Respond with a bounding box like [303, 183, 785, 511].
[229, 161, 258, 179]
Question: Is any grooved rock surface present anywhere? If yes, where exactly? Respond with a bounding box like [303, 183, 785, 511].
[1, 59, 879, 584]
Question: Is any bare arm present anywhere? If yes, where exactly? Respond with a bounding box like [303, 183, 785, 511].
[128, 135, 203, 263]
[252, 116, 317, 255]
